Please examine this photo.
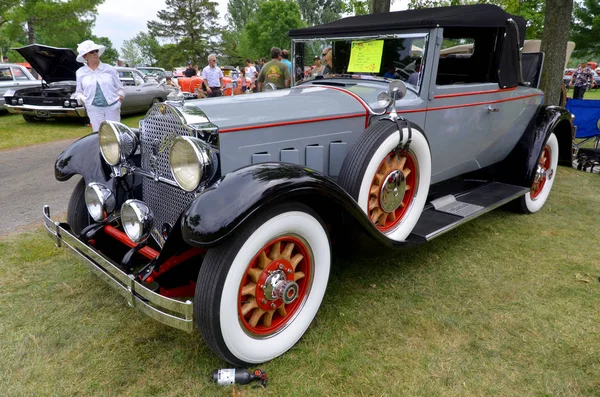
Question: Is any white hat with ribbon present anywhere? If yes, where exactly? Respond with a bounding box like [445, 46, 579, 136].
[76, 40, 106, 63]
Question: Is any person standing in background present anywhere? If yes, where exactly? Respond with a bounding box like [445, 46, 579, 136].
[570, 61, 595, 100]
[184, 61, 196, 77]
[257, 47, 290, 91]
[281, 50, 293, 77]
[202, 54, 224, 97]
[245, 58, 257, 93]
[74, 40, 124, 133]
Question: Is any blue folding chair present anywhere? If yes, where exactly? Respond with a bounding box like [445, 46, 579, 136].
[565, 98, 600, 171]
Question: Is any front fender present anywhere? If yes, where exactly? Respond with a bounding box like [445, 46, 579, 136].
[494, 105, 573, 187]
[180, 163, 425, 249]
[55, 133, 111, 183]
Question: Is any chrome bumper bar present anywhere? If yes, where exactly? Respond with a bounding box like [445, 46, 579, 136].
[43, 205, 194, 333]
[6, 104, 87, 118]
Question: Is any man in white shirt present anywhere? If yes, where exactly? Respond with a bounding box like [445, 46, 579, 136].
[201, 54, 224, 97]
[245, 58, 258, 93]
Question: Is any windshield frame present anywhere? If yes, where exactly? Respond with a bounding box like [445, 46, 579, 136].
[291, 31, 430, 91]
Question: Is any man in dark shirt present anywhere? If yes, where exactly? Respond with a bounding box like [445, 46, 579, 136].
[257, 47, 290, 91]
[184, 61, 197, 78]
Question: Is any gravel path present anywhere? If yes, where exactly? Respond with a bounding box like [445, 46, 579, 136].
[0, 139, 79, 236]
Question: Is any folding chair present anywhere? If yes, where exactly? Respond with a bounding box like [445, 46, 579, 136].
[565, 98, 600, 171]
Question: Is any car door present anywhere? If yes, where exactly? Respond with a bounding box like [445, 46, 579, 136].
[423, 31, 509, 184]
[120, 70, 144, 113]
[11, 66, 38, 89]
[0, 65, 15, 104]
[133, 70, 153, 111]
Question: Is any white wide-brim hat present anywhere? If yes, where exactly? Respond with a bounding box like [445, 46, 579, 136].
[76, 40, 106, 63]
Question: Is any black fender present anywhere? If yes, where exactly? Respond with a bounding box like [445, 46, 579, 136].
[180, 163, 426, 249]
[493, 105, 573, 187]
[55, 133, 112, 183]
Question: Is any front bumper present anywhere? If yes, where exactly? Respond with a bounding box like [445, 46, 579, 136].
[43, 205, 194, 333]
[5, 104, 87, 118]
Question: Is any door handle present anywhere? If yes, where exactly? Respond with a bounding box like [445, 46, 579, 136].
[487, 105, 499, 112]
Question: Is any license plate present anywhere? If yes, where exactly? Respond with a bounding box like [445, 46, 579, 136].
[36, 110, 50, 117]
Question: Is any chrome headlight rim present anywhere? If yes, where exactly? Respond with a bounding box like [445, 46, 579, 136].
[121, 199, 153, 243]
[377, 91, 392, 109]
[84, 182, 116, 222]
[169, 136, 214, 192]
[98, 121, 138, 166]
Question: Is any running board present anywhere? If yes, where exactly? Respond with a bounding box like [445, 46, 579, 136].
[410, 182, 529, 241]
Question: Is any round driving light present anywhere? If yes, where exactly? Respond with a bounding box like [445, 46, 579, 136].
[18, 98, 23, 105]
[12, 99, 17, 105]
[64, 100, 70, 107]
[99, 122, 121, 165]
[377, 92, 392, 109]
[170, 137, 204, 192]
[121, 200, 153, 243]
[84, 183, 116, 222]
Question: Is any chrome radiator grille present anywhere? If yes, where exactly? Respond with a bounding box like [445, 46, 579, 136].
[141, 104, 196, 234]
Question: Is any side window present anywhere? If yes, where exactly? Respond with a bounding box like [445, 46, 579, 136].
[0, 67, 13, 81]
[134, 72, 145, 86]
[12, 67, 29, 80]
[119, 71, 135, 86]
[436, 30, 500, 86]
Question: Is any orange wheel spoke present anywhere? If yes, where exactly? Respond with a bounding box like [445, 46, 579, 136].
[270, 241, 281, 260]
[370, 185, 380, 196]
[370, 208, 383, 223]
[263, 310, 275, 327]
[258, 251, 270, 269]
[403, 168, 411, 177]
[241, 282, 256, 296]
[373, 173, 385, 186]
[282, 242, 294, 260]
[290, 253, 303, 270]
[369, 197, 379, 210]
[248, 308, 266, 327]
[294, 271, 305, 281]
[241, 297, 258, 316]
[397, 156, 407, 169]
[378, 212, 388, 226]
[277, 306, 287, 317]
[387, 211, 396, 222]
[247, 267, 262, 283]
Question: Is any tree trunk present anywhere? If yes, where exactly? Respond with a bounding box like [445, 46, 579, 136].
[27, 17, 35, 44]
[370, 0, 390, 13]
[539, 0, 573, 106]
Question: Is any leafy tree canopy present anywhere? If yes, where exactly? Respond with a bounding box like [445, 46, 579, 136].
[296, 0, 344, 25]
[226, 0, 259, 33]
[570, 0, 600, 58]
[147, 0, 220, 67]
[237, 0, 304, 61]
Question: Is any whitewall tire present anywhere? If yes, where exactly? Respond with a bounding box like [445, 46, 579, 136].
[195, 202, 330, 365]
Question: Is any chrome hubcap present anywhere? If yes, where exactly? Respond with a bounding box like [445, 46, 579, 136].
[263, 270, 299, 304]
[379, 170, 406, 213]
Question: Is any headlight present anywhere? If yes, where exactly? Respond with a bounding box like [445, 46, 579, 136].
[64, 100, 70, 107]
[98, 121, 138, 166]
[18, 98, 23, 105]
[84, 183, 116, 222]
[121, 200, 153, 243]
[12, 99, 17, 105]
[169, 136, 217, 192]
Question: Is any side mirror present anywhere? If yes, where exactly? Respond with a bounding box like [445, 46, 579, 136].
[388, 80, 406, 100]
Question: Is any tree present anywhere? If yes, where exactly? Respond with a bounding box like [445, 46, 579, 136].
[147, 0, 220, 67]
[371, 0, 390, 13]
[226, 0, 259, 33]
[539, 0, 573, 106]
[132, 32, 161, 66]
[121, 39, 143, 67]
[570, 0, 600, 58]
[238, 0, 304, 60]
[296, 0, 344, 25]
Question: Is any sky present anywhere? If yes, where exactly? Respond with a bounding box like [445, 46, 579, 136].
[94, 0, 409, 53]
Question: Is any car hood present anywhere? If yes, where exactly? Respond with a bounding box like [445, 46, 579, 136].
[14, 44, 79, 84]
[176, 84, 375, 131]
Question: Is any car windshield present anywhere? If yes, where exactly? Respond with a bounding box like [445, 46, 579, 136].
[293, 33, 428, 89]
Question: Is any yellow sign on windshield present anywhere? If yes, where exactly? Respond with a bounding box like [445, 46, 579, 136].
[347, 40, 384, 73]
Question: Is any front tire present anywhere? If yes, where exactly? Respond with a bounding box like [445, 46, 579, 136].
[514, 133, 559, 214]
[67, 178, 91, 235]
[195, 202, 331, 365]
[338, 120, 431, 241]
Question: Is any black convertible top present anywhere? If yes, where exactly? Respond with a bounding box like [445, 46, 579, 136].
[289, 4, 526, 43]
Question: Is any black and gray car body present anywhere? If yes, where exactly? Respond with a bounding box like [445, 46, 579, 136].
[43, 4, 573, 366]
[3, 45, 168, 122]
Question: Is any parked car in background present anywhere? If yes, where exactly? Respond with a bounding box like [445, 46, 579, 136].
[173, 67, 187, 78]
[43, 4, 573, 366]
[3, 44, 168, 122]
[564, 68, 599, 90]
[137, 67, 167, 81]
[0, 63, 39, 109]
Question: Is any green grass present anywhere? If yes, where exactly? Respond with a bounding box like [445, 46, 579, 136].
[0, 113, 144, 151]
[1, 166, 599, 396]
[566, 87, 600, 100]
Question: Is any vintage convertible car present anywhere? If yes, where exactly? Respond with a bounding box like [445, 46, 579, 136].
[43, 4, 573, 365]
[3, 45, 168, 122]
[0, 63, 39, 108]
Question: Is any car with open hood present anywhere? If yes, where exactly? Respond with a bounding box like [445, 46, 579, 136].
[3, 44, 168, 122]
[43, 4, 573, 366]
